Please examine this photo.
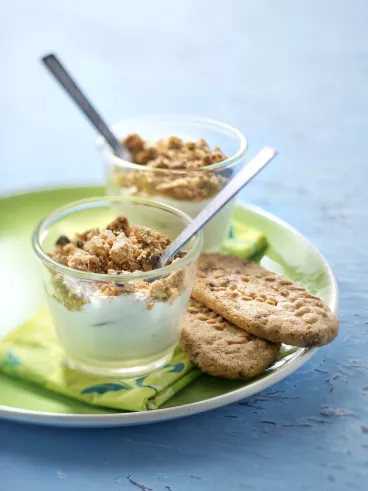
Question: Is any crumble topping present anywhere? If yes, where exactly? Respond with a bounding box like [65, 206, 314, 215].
[124, 134, 226, 169]
[49, 216, 170, 274]
[48, 216, 193, 310]
[113, 134, 229, 201]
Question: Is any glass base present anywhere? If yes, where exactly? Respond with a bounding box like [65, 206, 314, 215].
[66, 347, 175, 378]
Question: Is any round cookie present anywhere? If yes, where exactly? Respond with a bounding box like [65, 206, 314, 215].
[191, 253, 339, 347]
[180, 299, 280, 379]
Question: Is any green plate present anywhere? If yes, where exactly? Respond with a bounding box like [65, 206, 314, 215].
[0, 186, 338, 427]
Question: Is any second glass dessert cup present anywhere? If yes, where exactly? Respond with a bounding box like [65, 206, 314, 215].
[98, 115, 248, 251]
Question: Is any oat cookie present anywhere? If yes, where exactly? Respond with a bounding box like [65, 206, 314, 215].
[180, 299, 280, 379]
[191, 253, 339, 347]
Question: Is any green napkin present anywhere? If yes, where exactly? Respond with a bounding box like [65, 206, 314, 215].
[0, 222, 268, 412]
[222, 220, 268, 258]
[0, 310, 201, 411]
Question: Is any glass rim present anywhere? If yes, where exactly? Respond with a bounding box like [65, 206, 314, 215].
[32, 196, 203, 281]
[96, 114, 248, 174]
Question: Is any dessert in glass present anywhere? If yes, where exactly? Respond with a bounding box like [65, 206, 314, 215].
[98, 116, 247, 251]
[32, 197, 203, 377]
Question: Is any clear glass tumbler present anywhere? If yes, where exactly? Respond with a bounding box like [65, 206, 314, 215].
[98, 115, 248, 251]
[32, 197, 203, 378]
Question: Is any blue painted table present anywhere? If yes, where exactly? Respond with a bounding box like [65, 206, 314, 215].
[0, 1, 367, 489]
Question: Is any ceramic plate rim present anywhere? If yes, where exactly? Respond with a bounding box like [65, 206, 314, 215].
[0, 200, 338, 427]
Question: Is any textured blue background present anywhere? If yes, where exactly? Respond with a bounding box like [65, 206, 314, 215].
[0, 1, 367, 490]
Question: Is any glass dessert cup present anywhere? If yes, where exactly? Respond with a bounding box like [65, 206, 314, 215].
[98, 115, 248, 251]
[32, 197, 203, 378]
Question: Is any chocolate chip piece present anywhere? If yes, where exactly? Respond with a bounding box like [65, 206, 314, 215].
[76, 240, 84, 248]
[56, 235, 70, 246]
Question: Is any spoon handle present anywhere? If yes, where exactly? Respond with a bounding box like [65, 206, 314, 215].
[158, 147, 277, 268]
[42, 53, 125, 157]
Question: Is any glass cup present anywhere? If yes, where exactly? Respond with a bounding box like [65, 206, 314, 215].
[98, 115, 248, 251]
[32, 197, 203, 378]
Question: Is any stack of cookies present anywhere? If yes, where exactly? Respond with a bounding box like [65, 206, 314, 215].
[180, 253, 339, 379]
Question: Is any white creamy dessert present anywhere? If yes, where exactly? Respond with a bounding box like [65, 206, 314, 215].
[46, 215, 195, 376]
[107, 133, 233, 251]
[48, 289, 190, 374]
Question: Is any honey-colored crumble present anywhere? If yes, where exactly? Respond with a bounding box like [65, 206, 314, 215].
[49, 217, 170, 274]
[124, 134, 226, 169]
[113, 135, 229, 201]
[51, 273, 86, 312]
[48, 216, 193, 310]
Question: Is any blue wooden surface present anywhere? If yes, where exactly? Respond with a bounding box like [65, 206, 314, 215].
[1, 1, 367, 489]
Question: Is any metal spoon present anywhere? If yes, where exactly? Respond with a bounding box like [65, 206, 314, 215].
[157, 147, 277, 268]
[41, 53, 125, 158]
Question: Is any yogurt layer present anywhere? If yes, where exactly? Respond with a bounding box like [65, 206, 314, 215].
[48, 289, 190, 368]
